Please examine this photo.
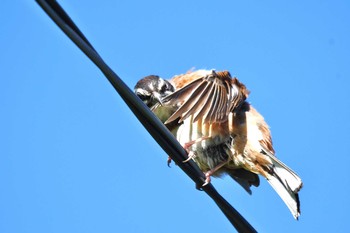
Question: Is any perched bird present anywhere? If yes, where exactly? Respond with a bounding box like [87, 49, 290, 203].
[134, 69, 303, 219]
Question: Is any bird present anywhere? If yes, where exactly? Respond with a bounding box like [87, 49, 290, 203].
[134, 69, 303, 219]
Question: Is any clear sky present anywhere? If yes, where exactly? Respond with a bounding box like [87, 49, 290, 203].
[1, 1, 350, 232]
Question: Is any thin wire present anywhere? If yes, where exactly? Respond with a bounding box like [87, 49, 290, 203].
[35, 1, 257, 232]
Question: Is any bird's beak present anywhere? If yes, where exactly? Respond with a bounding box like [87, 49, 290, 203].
[152, 92, 163, 106]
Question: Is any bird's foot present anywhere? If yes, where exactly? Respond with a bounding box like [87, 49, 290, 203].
[183, 151, 196, 163]
[183, 136, 211, 150]
[167, 156, 172, 167]
[202, 171, 213, 186]
[202, 161, 229, 186]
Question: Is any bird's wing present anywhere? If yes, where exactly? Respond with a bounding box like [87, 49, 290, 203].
[163, 70, 249, 124]
[227, 168, 260, 195]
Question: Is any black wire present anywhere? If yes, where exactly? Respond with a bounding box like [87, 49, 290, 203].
[35, 1, 257, 232]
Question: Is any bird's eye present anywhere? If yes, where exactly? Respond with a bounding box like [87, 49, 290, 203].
[161, 84, 167, 92]
[161, 82, 174, 93]
[138, 94, 148, 101]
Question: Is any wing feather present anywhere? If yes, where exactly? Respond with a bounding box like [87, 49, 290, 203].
[163, 70, 248, 124]
[179, 82, 211, 121]
[193, 83, 216, 122]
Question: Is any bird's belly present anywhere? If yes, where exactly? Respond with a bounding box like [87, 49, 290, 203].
[176, 117, 232, 173]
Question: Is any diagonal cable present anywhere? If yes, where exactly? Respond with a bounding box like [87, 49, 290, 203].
[35, 1, 257, 232]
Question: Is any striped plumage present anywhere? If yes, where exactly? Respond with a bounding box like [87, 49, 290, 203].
[134, 69, 303, 219]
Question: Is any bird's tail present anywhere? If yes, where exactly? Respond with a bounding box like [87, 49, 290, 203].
[265, 154, 303, 219]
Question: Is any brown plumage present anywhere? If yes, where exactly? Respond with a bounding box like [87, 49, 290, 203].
[134, 69, 303, 219]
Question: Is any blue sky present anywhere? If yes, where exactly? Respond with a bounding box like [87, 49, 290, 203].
[1, 1, 350, 232]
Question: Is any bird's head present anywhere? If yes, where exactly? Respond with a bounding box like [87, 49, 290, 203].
[134, 75, 175, 109]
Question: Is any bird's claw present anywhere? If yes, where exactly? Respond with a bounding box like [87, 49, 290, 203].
[202, 172, 212, 186]
[167, 156, 172, 167]
[183, 151, 196, 163]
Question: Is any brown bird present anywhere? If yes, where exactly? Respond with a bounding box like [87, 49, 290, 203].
[134, 69, 303, 219]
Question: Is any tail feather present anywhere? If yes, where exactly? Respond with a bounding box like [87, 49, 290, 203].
[265, 153, 303, 219]
[267, 173, 301, 219]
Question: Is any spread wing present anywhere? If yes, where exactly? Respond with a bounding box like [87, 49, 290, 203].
[163, 70, 249, 124]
